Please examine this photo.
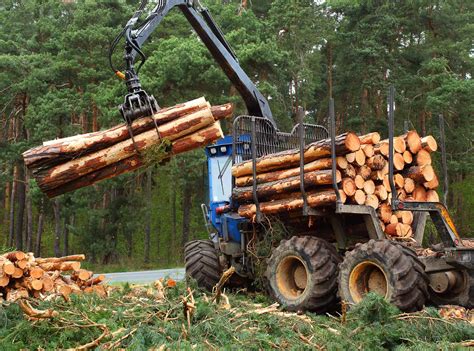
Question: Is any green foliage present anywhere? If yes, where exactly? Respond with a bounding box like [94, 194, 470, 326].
[0, 286, 472, 349]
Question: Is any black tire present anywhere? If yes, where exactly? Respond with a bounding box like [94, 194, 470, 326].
[428, 269, 473, 308]
[184, 239, 221, 291]
[265, 236, 341, 313]
[339, 239, 429, 312]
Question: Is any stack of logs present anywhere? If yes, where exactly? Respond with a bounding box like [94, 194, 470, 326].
[23, 97, 233, 198]
[0, 251, 106, 302]
[232, 130, 439, 239]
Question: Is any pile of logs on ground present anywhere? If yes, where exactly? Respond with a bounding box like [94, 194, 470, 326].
[0, 251, 106, 302]
[23, 97, 233, 198]
[232, 130, 439, 239]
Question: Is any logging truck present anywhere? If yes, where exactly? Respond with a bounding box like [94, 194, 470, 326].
[114, 1, 473, 312]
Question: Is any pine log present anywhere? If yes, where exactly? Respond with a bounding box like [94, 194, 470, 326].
[32, 107, 218, 193]
[336, 156, 348, 170]
[413, 186, 427, 201]
[396, 211, 414, 225]
[35, 254, 86, 264]
[357, 165, 372, 180]
[24, 99, 231, 170]
[30, 266, 45, 279]
[366, 155, 385, 171]
[424, 175, 439, 190]
[389, 214, 399, 225]
[363, 180, 375, 195]
[5, 251, 26, 262]
[232, 132, 360, 177]
[374, 142, 389, 156]
[374, 185, 388, 201]
[405, 164, 434, 183]
[383, 174, 404, 190]
[354, 175, 365, 189]
[359, 132, 380, 145]
[0, 258, 15, 275]
[83, 274, 105, 287]
[237, 189, 340, 218]
[401, 130, 422, 154]
[397, 189, 407, 201]
[232, 170, 340, 202]
[16, 259, 28, 270]
[394, 153, 405, 171]
[403, 178, 415, 194]
[12, 267, 23, 278]
[352, 190, 366, 205]
[342, 164, 357, 179]
[0, 274, 9, 287]
[426, 190, 440, 202]
[365, 194, 379, 209]
[44, 123, 224, 198]
[415, 149, 432, 166]
[39, 261, 81, 272]
[346, 152, 356, 163]
[378, 203, 392, 224]
[341, 177, 357, 196]
[354, 149, 366, 166]
[234, 158, 333, 187]
[361, 144, 374, 158]
[402, 150, 413, 165]
[72, 269, 92, 281]
[421, 135, 438, 152]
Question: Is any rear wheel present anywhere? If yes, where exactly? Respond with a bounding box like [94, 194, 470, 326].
[265, 236, 341, 313]
[184, 240, 221, 291]
[428, 269, 473, 308]
[339, 239, 429, 312]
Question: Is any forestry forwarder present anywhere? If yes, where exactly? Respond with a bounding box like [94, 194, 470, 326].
[112, 0, 473, 312]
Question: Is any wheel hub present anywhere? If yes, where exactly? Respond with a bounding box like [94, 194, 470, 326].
[349, 261, 388, 302]
[276, 255, 308, 300]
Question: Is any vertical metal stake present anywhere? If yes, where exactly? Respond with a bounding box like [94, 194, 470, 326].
[387, 86, 398, 210]
[439, 114, 448, 206]
[329, 98, 341, 208]
[298, 108, 309, 216]
[251, 117, 261, 222]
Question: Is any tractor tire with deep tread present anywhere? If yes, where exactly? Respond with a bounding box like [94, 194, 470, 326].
[184, 239, 221, 291]
[265, 236, 341, 313]
[338, 239, 429, 312]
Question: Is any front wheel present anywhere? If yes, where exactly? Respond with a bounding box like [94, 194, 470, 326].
[265, 236, 341, 313]
[184, 239, 221, 291]
[338, 239, 429, 312]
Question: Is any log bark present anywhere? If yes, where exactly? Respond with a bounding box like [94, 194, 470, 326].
[421, 135, 437, 152]
[359, 132, 380, 145]
[24, 98, 231, 170]
[233, 170, 340, 202]
[43, 123, 224, 198]
[374, 185, 388, 201]
[357, 165, 372, 180]
[232, 132, 360, 177]
[415, 149, 432, 166]
[366, 155, 385, 171]
[405, 164, 434, 183]
[402, 130, 422, 154]
[238, 189, 340, 218]
[234, 158, 333, 187]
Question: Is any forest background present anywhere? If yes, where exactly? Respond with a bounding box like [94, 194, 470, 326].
[0, 0, 472, 271]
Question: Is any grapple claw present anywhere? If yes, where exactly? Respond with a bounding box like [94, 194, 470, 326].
[119, 89, 159, 124]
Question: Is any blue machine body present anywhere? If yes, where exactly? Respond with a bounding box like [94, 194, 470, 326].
[204, 136, 247, 244]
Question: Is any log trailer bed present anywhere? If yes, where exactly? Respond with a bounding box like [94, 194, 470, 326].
[108, 1, 472, 312]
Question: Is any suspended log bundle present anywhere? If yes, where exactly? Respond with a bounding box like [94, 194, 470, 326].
[232, 130, 441, 240]
[23, 97, 234, 198]
[0, 251, 106, 302]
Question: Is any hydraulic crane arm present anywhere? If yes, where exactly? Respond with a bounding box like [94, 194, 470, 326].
[111, 0, 275, 126]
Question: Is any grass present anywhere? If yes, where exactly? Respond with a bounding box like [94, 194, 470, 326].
[0, 281, 473, 350]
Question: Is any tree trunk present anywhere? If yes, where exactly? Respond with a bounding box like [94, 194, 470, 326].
[8, 166, 17, 247]
[34, 201, 44, 257]
[180, 182, 193, 252]
[15, 162, 25, 250]
[53, 199, 61, 257]
[144, 168, 152, 264]
[25, 171, 34, 252]
[62, 215, 70, 256]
